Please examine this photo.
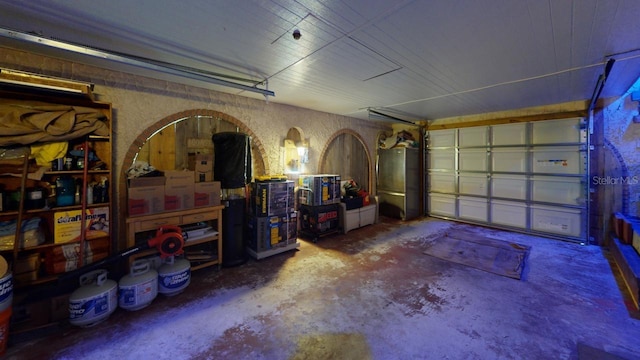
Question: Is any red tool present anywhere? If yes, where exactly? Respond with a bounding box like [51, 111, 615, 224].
[60, 225, 185, 284]
[148, 225, 184, 258]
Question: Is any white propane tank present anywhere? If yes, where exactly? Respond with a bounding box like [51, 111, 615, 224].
[119, 259, 158, 311]
[157, 256, 191, 297]
[68, 269, 118, 327]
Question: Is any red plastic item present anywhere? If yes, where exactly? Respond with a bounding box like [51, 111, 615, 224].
[149, 225, 184, 258]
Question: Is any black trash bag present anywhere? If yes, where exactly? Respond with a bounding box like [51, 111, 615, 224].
[212, 132, 252, 188]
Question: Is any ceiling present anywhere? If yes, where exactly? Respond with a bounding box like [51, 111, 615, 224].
[1, 0, 640, 123]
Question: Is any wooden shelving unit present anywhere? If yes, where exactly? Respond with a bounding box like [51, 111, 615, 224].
[0, 72, 114, 333]
[125, 206, 224, 270]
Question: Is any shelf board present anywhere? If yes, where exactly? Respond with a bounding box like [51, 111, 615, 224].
[44, 169, 110, 175]
[184, 231, 218, 246]
[128, 234, 218, 261]
[0, 202, 111, 217]
[1, 234, 112, 253]
[191, 260, 219, 271]
[88, 135, 110, 141]
[13, 274, 57, 289]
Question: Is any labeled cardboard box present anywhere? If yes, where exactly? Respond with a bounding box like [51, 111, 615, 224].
[53, 207, 110, 244]
[45, 237, 110, 274]
[247, 211, 297, 252]
[128, 176, 165, 216]
[299, 203, 339, 233]
[250, 180, 295, 217]
[196, 170, 213, 183]
[194, 154, 213, 182]
[297, 174, 341, 206]
[164, 170, 195, 211]
[194, 181, 221, 207]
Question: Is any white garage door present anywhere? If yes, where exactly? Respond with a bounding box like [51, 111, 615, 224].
[427, 117, 587, 242]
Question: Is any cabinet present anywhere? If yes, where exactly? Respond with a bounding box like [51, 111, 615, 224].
[0, 86, 113, 289]
[377, 148, 420, 220]
[125, 206, 223, 270]
[339, 197, 378, 234]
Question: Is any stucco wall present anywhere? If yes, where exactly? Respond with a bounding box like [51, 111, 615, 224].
[0, 47, 390, 249]
[602, 81, 640, 216]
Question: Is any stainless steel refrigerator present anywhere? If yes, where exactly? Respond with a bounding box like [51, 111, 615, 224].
[377, 147, 420, 220]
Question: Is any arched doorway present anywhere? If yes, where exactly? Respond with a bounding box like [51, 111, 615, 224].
[118, 109, 268, 250]
[319, 130, 373, 195]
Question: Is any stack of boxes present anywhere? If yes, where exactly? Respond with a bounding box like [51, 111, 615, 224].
[247, 180, 297, 254]
[48, 207, 111, 274]
[127, 166, 221, 217]
[297, 174, 341, 238]
[163, 170, 196, 211]
[613, 212, 640, 252]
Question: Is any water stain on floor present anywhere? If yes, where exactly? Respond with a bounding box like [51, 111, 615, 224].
[289, 332, 372, 360]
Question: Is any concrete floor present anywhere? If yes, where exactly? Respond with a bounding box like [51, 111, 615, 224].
[5, 216, 640, 359]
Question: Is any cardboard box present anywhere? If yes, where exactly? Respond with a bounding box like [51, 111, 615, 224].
[128, 176, 165, 188]
[297, 175, 341, 206]
[613, 212, 625, 239]
[45, 237, 110, 274]
[194, 154, 213, 172]
[299, 204, 338, 233]
[341, 196, 363, 210]
[247, 211, 297, 252]
[250, 181, 295, 217]
[194, 154, 213, 182]
[128, 176, 165, 216]
[194, 181, 221, 207]
[196, 170, 213, 183]
[53, 207, 110, 244]
[632, 225, 640, 254]
[164, 170, 195, 211]
[624, 216, 640, 246]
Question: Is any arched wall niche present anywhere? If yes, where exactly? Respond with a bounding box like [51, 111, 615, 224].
[319, 129, 373, 195]
[118, 109, 268, 250]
